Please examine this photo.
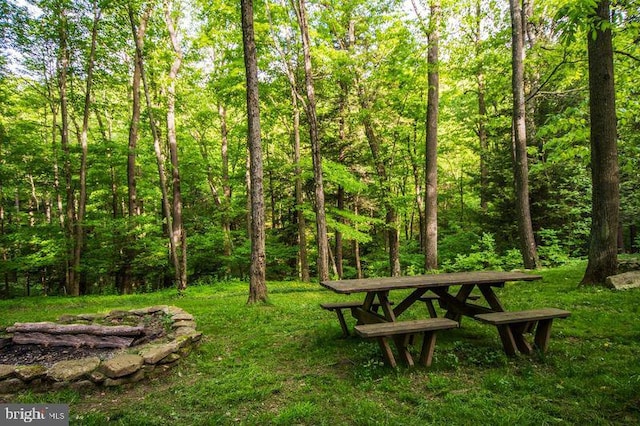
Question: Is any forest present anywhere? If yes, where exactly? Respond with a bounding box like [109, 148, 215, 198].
[0, 0, 638, 297]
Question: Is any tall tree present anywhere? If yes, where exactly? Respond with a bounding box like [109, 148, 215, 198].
[241, 0, 268, 302]
[121, 1, 152, 294]
[473, 0, 489, 212]
[71, 0, 101, 295]
[164, 0, 187, 292]
[581, 0, 619, 285]
[54, 1, 77, 295]
[424, 0, 440, 271]
[292, 0, 330, 281]
[509, 0, 540, 269]
[265, 0, 310, 281]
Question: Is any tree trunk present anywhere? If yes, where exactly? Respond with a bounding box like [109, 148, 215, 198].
[134, 10, 180, 290]
[335, 186, 344, 279]
[474, 0, 489, 212]
[219, 104, 233, 259]
[581, 0, 619, 286]
[56, 5, 78, 296]
[123, 3, 152, 294]
[509, 0, 540, 269]
[424, 0, 440, 271]
[292, 88, 310, 282]
[353, 200, 363, 279]
[70, 1, 100, 297]
[164, 0, 187, 292]
[241, 0, 268, 303]
[357, 83, 400, 277]
[127, 3, 151, 218]
[266, 0, 309, 281]
[294, 0, 330, 281]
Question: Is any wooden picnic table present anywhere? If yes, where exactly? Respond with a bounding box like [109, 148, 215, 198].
[320, 271, 543, 325]
[320, 271, 549, 366]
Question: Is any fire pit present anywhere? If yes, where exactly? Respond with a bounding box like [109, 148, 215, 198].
[0, 306, 201, 394]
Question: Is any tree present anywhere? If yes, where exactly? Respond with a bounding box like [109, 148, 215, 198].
[241, 0, 268, 303]
[509, 0, 540, 269]
[424, 0, 440, 271]
[164, 0, 187, 292]
[292, 0, 330, 281]
[581, 0, 619, 285]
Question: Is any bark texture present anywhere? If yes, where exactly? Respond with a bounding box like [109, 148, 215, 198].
[509, 0, 540, 269]
[581, 0, 619, 285]
[241, 0, 268, 302]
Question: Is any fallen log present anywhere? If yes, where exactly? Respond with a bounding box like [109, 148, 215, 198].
[6, 322, 145, 336]
[11, 332, 136, 349]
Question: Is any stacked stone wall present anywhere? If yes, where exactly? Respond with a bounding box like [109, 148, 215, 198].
[0, 306, 201, 394]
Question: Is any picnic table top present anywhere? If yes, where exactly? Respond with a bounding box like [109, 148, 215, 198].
[320, 271, 542, 294]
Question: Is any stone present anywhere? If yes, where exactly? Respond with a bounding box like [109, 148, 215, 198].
[47, 357, 101, 382]
[174, 327, 201, 341]
[70, 380, 96, 392]
[103, 369, 145, 387]
[171, 313, 194, 321]
[142, 364, 156, 374]
[139, 342, 179, 364]
[158, 353, 181, 365]
[0, 364, 15, 379]
[100, 354, 144, 378]
[606, 271, 640, 290]
[172, 320, 196, 329]
[166, 306, 186, 316]
[15, 365, 47, 381]
[88, 370, 106, 384]
[0, 378, 26, 393]
[129, 305, 169, 315]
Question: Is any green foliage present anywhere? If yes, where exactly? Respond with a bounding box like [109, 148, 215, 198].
[536, 228, 572, 267]
[1, 0, 638, 295]
[442, 233, 522, 272]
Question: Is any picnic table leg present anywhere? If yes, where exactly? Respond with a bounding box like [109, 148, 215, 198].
[378, 291, 396, 322]
[419, 331, 437, 367]
[444, 285, 475, 322]
[533, 318, 554, 352]
[393, 335, 414, 367]
[511, 322, 533, 354]
[478, 285, 506, 312]
[335, 309, 350, 337]
[496, 324, 518, 356]
[376, 337, 397, 368]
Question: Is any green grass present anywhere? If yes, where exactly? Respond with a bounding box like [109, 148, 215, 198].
[2, 262, 640, 425]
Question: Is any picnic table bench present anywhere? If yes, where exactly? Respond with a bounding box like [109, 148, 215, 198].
[354, 318, 458, 368]
[475, 308, 571, 356]
[320, 301, 393, 337]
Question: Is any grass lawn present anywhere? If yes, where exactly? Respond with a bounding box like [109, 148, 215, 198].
[1, 261, 639, 425]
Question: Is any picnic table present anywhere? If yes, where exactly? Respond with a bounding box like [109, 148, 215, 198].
[320, 271, 569, 366]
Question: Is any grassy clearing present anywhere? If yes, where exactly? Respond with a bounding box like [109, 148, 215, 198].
[1, 262, 640, 425]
